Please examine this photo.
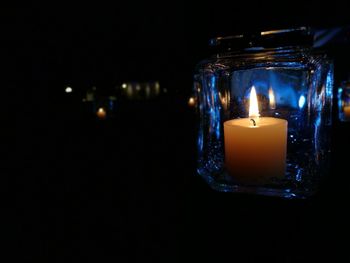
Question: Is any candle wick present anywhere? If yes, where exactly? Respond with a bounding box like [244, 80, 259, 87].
[250, 118, 256, 126]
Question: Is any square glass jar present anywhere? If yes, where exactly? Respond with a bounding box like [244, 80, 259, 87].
[194, 28, 333, 198]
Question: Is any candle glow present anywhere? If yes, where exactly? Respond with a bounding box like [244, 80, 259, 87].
[268, 87, 276, 110]
[97, 107, 107, 119]
[188, 97, 196, 107]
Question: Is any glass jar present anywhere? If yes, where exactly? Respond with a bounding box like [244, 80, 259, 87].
[194, 28, 333, 198]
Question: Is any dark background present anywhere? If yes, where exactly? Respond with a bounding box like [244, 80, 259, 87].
[6, 2, 350, 262]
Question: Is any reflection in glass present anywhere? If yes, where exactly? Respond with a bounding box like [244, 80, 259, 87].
[338, 81, 350, 121]
[268, 87, 276, 110]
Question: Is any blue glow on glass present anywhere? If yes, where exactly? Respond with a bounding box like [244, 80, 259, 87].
[326, 70, 333, 98]
[313, 28, 342, 48]
[198, 128, 204, 152]
[338, 87, 343, 111]
[314, 115, 321, 163]
[296, 168, 302, 181]
[298, 95, 306, 109]
[210, 75, 221, 139]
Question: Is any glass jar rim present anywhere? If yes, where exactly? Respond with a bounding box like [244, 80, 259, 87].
[209, 27, 314, 53]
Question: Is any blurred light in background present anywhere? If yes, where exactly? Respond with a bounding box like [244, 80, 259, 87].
[188, 97, 196, 107]
[97, 107, 107, 119]
[120, 81, 162, 99]
[65, 86, 73, 93]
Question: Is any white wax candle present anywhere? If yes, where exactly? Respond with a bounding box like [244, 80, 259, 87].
[224, 87, 288, 184]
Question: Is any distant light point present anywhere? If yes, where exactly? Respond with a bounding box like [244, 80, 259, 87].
[65, 86, 73, 93]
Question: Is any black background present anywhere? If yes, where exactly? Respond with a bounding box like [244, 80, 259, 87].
[6, 2, 350, 262]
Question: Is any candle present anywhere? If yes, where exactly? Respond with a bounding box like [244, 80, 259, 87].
[97, 107, 107, 119]
[344, 105, 350, 118]
[188, 97, 196, 107]
[224, 86, 288, 184]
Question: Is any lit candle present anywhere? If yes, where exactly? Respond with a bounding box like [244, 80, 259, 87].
[224, 86, 288, 184]
[188, 97, 196, 107]
[97, 107, 107, 119]
[344, 105, 350, 118]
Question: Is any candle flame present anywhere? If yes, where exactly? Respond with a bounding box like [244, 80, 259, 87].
[249, 86, 260, 121]
[268, 87, 276, 110]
